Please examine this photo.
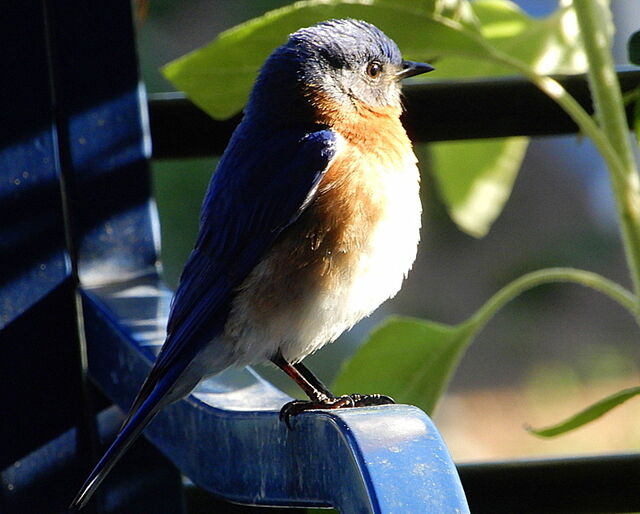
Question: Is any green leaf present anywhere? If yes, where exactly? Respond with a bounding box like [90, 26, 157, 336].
[162, 0, 490, 120]
[629, 30, 640, 65]
[527, 386, 640, 438]
[430, 1, 586, 79]
[332, 317, 475, 414]
[431, 137, 529, 238]
[427, 1, 586, 237]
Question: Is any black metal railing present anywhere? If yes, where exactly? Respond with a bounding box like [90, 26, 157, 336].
[148, 69, 640, 159]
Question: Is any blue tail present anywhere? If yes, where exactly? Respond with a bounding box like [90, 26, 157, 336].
[69, 374, 177, 510]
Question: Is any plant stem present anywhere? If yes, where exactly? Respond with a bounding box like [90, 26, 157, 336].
[466, 268, 640, 333]
[490, 55, 626, 181]
[572, 0, 640, 296]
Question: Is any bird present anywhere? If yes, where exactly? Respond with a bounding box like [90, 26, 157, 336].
[71, 18, 433, 509]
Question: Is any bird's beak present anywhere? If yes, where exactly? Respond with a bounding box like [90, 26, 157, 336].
[396, 60, 435, 80]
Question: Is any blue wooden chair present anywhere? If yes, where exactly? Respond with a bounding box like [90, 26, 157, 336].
[0, 1, 467, 512]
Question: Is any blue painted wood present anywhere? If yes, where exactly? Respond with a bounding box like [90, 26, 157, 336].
[0, 1, 69, 328]
[0, 2, 87, 496]
[83, 276, 469, 512]
[1, 405, 183, 513]
[41, 0, 184, 510]
[1, 1, 181, 512]
[44, 0, 159, 285]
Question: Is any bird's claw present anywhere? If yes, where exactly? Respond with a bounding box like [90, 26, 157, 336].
[348, 393, 395, 407]
[279, 393, 395, 429]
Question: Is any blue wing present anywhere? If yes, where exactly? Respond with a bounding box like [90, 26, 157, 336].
[70, 124, 338, 509]
[158, 125, 338, 376]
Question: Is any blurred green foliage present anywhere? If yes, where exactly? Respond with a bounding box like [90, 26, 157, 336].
[152, 158, 216, 287]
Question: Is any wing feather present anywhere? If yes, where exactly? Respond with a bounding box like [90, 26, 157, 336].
[154, 125, 338, 381]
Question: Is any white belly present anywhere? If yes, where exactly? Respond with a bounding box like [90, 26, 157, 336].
[343, 159, 421, 326]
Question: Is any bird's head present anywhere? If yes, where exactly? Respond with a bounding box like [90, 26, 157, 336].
[246, 19, 433, 125]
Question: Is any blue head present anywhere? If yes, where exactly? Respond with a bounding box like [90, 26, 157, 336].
[245, 19, 433, 125]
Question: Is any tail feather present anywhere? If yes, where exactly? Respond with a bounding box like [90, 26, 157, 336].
[69, 373, 179, 510]
[69, 397, 160, 510]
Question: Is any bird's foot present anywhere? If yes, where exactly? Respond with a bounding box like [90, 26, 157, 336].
[280, 393, 395, 429]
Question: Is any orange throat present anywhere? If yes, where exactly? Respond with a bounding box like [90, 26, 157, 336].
[309, 90, 406, 152]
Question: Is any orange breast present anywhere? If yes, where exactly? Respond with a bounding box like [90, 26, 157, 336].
[238, 96, 417, 325]
[263, 106, 413, 286]
[228, 98, 421, 362]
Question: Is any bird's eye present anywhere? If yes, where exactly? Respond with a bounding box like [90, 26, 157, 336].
[366, 61, 383, 79]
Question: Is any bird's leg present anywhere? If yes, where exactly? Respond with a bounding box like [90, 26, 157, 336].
[292, 361, 334, 399]
[271, 350, 335, 403]
[271, 350, 395, 428]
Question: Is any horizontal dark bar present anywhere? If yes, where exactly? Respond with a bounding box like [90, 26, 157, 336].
[457, 452, 640, 513]
[149, 69, 640, 159]
[149, 92, 243, 159]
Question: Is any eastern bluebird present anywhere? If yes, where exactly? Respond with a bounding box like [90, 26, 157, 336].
[71, 18, 433, 509]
